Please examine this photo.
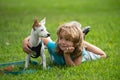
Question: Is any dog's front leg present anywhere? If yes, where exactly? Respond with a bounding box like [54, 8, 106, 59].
[40, 43, 46, 69]
[41, 52, 46, 69]
[25, 54, 31, 69]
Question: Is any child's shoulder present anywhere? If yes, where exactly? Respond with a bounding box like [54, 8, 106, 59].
[47, 41, 56, 48]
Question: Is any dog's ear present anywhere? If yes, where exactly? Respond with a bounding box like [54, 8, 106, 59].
[40, 17, 46, 25]
[32, 18, 39, 30]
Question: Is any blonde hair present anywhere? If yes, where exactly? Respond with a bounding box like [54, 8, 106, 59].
[56, 21, 84, 58]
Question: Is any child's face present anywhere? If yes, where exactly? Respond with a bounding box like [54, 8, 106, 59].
[58, 32, 74, 51]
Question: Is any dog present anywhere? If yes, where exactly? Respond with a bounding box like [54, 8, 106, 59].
[25, 17, 50, 69]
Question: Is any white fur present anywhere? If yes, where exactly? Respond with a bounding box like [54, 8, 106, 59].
[25, 18, 50, 69]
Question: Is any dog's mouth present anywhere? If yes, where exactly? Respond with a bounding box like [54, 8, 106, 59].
[40, 34, 50, 38]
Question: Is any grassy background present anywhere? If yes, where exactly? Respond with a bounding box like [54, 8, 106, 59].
[0, 0, 120, 80]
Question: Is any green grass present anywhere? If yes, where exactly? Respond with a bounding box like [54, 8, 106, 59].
[0, 0, 120, 80]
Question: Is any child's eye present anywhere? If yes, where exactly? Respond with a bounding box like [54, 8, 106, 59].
[59, 37, 62, 40]
[59, 37, 63, 40]
[66, 38, 69, 41]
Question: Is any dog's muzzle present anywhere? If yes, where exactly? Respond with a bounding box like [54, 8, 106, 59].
[47, 33, 50, 37]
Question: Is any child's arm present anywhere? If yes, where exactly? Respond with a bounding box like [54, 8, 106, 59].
[64, 53, 75, 66]
[64, 52, 82, 66]
[22, 36, 31, 54]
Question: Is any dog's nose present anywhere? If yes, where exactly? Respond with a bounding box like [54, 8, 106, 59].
[47, 33, 50, 37]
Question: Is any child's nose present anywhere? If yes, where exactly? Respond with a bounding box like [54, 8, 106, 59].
[61, 40, 66, 44]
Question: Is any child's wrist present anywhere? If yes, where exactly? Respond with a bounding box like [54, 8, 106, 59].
[64, 53, 70, 58]
[64, 52, 71, 56]
[64, 51, 71, 54]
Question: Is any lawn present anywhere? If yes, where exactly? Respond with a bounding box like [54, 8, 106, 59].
[0, 0, 120, 80]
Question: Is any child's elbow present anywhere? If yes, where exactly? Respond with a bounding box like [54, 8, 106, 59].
[101, 52, 107, 58]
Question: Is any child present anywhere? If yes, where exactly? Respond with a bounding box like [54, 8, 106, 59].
[22, 21, 106, 66]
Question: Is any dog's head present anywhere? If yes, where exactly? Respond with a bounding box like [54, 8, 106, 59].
[32, 17, 50, 37]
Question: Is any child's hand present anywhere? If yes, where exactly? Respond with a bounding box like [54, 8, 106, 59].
[64, 47, 75, 54]
[22, 37, 32, 54]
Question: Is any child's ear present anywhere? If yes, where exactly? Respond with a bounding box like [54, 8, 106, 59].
[40, 17, 46, 25]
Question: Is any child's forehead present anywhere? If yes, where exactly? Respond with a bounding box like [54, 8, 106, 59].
[60, 26, 71, 32]
[59, 28, 69, 34]
[59, 30, 67, 36]
[58, 26, 76, 38]
[59, 30, 72, 39]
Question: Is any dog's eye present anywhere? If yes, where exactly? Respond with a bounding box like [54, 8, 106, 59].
[41, 29, 44, 31]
